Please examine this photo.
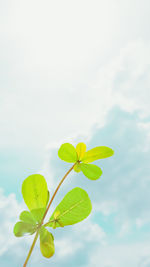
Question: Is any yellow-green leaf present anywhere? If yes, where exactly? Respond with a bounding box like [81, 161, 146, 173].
[76, 142, 86, 160]
[46, 190, 50, 205]
[31, 208, 46, 223]
[48, 187, 92, 228]
[22, 174, 48, 211]
[19, 211, 37, 225]
[54, 210, 60, 220]
[82, 146, 114, 163]
[13, 222, 36, 237]
[79, 163, 102, 180]
[40, 227, 55, 258]
[58, 143, 77, 163]
[73, 163, 81, 173]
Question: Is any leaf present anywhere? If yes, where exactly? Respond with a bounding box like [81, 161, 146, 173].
[46, 190, 50, 205]
[40, 227, 55, 258]
[82, 146, 114, 163]
[19, 211, 37, 225]
[31, 208, 46, 223]
[13, 221, 37, 237]
[73, 163, 81, 173]
[54, 210, 60, 220]
[48, 187, 92, 228]
[76, 142, 86, 160]
[22, 174, 48, 211]
[58, 143, 77, 163]
[52, 221, 56, 229]
[79, 163, 102, 180]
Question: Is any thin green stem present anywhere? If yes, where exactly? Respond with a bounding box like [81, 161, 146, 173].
[23, 162, 76, 267]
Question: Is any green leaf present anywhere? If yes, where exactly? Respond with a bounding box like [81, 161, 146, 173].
[46, 190, 50, 205]
[13, 222, 37, 237]
[40, 227, 55, 258]
[73, 163, 81, 173]
[19, 211, 37, 225]
[82, 146, 114, 163]
[20, 209, 46, 224]
[79, 163, 102, 180]
[76, 142, 86, 160]
[54, 210, 60, 220]
[22, 174, 48, 211]
[58, 143, 77, 163]
[48, 187, 92, 228]
[31, 208, 46, 223]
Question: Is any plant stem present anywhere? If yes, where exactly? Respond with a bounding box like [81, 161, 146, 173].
[43, 219, 55, 227]
[23, 230, 39, 267]
[23, 163, 76, 267]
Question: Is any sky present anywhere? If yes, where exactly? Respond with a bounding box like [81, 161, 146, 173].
[0, 1, 150, 266]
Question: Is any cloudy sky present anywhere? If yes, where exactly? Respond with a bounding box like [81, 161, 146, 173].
[0, 1, 150, 266]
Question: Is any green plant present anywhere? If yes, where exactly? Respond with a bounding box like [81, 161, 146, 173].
[13, 142, 114, 266]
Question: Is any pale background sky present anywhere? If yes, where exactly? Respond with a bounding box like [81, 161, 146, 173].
[0, 1, 150, 266]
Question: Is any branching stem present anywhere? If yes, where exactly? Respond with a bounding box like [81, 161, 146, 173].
[23, 163, 76, 267]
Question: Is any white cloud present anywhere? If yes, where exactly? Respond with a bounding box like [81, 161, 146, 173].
[94, 201, 118, 216]
[88, 242, 150, 267]
[0, 188, 24, 256]
[0, 39, 149, 154]
[55, 238, 82, 259]
[74, 220, 106, 244]
[0, 1, 150, 153]
[118, 221, 131, 238]
[93, 40, 150, 118]
[137, 122, 150, 152]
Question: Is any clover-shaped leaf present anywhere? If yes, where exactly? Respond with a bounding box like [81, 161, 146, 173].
[40, 227, 55, 258]
[58, 142, 114, 180]
[82, 146, 114, 163]
[22, 174, 49, 211]
[76, 142, 86, 160]
[79, 163, 103, 180]
[58, 143, 78, 163]
[48, 187, 92, 228]
[13, 221, 37, 237]
[19, 211, 37, 224]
